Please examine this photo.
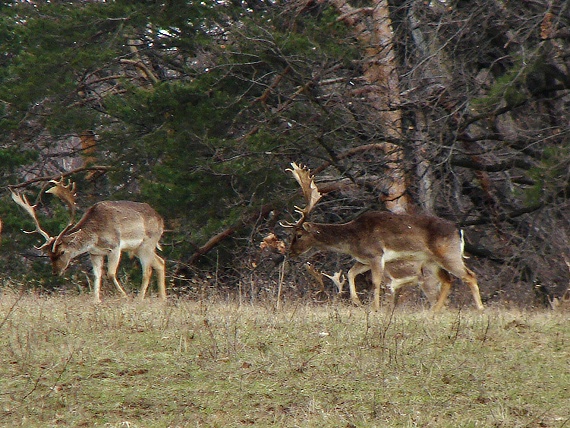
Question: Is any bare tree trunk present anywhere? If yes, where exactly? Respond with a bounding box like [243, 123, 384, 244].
[331, 0, 410, 213]
[413, 112, 435, 213]
[406, 4, 441, 214]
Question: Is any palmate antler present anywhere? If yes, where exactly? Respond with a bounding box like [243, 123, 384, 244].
[10, 190, 53, 248]
[281, 162, 322, 228]
[11, 178, 78, 250]
[46, 178, 77, 225]
[46, 178, 78, 249]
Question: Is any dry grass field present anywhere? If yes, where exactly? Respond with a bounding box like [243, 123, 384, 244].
[0, 290, 569, 427]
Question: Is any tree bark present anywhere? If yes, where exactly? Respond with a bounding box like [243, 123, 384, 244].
[331, 0, 410, 213]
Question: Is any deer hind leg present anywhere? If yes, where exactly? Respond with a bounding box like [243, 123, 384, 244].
[137, 257, 153, 301]
[152, 254, 167, 300]
[90, 254, 105, 303]
[106, 250, 129, 298]
[435, 250, 484, 311]
[137, 246, 165, 301]
[347, 262, 370, 306]
[431, 268, 453, 312]
[462, 268, 484, 311]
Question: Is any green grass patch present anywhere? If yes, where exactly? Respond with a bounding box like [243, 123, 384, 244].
[1, 292, 569, 427]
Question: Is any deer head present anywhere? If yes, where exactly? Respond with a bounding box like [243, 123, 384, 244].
[45, 179, 79, 273]
[11, 178, 78, 274]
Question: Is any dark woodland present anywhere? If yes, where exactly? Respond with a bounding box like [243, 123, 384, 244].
[0, 0, 568, 308]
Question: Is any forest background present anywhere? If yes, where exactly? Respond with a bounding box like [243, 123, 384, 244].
[0, 0, 568, 308]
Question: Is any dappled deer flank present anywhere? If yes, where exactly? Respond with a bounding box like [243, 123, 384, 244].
[282, 163, 484, 311]
[11, 179, 166, 303]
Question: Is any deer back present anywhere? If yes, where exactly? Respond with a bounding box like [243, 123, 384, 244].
[57, 201, 163, 255]
[291, 211, 462, 262]
[364, 212, 460, 256]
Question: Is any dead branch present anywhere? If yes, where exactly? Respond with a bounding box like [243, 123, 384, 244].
[186, 203, 275, 265]
[8, 166, 112, 190]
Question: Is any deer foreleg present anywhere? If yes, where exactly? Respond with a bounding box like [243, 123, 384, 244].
[347, 262, 370, 305]
[90, 254, 104, 303]
[106, 250, 129, 298]
[370, 257, 385, 311]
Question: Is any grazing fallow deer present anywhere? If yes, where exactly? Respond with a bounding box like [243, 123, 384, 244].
[282, 163, 484, 311]
[11, 179, 166, 303]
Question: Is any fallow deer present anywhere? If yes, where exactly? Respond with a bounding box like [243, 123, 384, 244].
[282, 163, 484, 311]
[11, 179, 166, 303]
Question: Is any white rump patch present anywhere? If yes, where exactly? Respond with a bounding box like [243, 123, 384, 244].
[120, 238, 144, 251]
[383, 249, 427, 263]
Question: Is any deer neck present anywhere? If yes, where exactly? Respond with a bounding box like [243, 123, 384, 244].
[60, 227, 99, 257]
[310, 223, 358, 254]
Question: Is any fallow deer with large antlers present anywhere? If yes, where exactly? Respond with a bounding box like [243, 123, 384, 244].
[282, 163, 484, 311]
[11, 179, 166, 303]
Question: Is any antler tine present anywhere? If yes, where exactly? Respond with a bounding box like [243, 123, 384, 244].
[286, 162, 322, 226]
[293, 205, 304, 212]
[10, 190, 52, 243]
[279, 220, 296, 228]
[46, 178, 77, 225]
[322, 270, 346, 294]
